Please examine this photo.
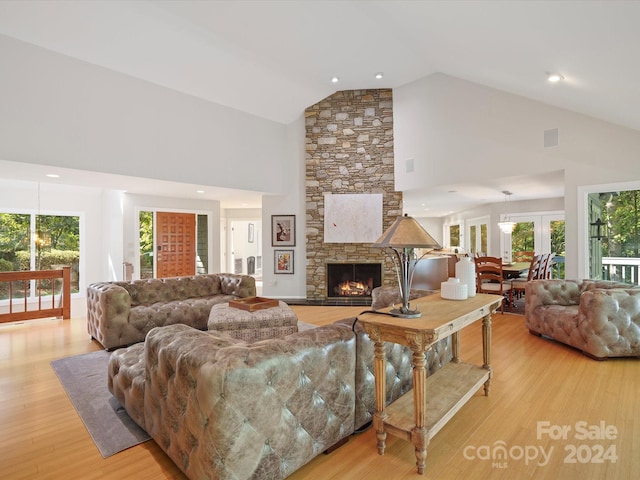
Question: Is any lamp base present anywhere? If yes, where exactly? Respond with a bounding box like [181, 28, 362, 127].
[389, 308, 422, 319]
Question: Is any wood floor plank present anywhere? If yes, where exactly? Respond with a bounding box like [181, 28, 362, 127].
[0, 307, 637, 479]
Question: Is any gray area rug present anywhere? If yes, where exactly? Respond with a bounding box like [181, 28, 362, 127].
[50, 350, 151, 458]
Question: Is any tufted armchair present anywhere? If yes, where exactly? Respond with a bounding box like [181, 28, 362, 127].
[87, 273, 255, 350]
[110, 323, 356, 480]
[525, 279, 640, 359]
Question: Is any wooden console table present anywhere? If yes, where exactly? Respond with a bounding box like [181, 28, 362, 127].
[357, 293, 502, 474]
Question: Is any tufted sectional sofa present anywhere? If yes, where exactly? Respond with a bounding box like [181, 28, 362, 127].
[108, 298, 453, 479]
[87, 273, 255, 350]
[109, 323, 357, 480]
[525, 279, 640, 359]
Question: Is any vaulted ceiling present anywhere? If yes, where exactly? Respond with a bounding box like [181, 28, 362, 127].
[1, 1, 638, 212]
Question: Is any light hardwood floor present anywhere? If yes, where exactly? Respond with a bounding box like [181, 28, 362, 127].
[1, 306, 637, 479]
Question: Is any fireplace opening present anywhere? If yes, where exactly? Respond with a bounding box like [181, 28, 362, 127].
[326, 263, 382, 298]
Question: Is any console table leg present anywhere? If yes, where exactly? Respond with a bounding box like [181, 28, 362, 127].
[451, 331, 460, 363]
[411, 349, 428, 474]
[482, 313, 493, 396]
[373, 339, 387, 455]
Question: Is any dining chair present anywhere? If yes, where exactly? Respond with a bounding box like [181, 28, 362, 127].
[474, 256, 513, 313]
[540, 253, 555, 279]
[511, 254, 543, 299]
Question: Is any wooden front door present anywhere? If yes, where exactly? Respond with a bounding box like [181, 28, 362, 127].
[156, 212, 196, 278]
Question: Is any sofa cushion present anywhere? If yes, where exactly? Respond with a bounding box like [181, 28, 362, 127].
[529, 279, 581, 306]
[118, 276, 224, 307]
[128, 295, 237, 332]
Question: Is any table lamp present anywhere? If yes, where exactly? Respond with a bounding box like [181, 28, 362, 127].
[373, 214, 441, 318]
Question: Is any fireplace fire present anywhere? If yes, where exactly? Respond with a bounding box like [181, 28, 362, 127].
[327, 263, 382, 298]
[336, 280, 370, 296]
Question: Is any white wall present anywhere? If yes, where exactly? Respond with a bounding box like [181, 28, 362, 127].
[394, 73, 640, 279]
[0, 34, 290, 195]
[415, 217, 444, 245]
[260, 114, 307, 299]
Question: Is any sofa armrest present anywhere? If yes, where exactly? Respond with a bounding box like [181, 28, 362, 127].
[577, 288, 640, 358]
[86, 282, 132, 349]
[525, 279, 582, 311]
[143, 323, 355, 480]
[218, 273, 257, 297]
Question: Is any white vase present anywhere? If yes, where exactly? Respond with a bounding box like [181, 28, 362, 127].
[441, 277, 468, 300]
[455, 256, 476, 297]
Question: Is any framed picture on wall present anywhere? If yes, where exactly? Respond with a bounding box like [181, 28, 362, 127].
[274, 250, 294, 274]
[271, 215, 295, 246]
[248, 223, 254, 243]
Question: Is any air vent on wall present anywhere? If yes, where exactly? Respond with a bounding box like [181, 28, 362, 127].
[544, 128, 559, 148]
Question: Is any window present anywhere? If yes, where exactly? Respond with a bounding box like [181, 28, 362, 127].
[589, 190, 640, 283]
[0, 212, 80, 299]
[501, 212, 565, 278]
[139, 211, 154, 279]
[467, 217, 489, 256]
[449, 225, 461, 248]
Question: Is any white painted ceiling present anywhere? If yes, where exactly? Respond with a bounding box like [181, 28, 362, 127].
[1, 1, 638, 214]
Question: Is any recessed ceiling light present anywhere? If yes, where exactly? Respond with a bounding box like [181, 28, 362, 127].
[196, 190, 205, 194]
[375, 72, 384, 80]
[46, 174, 60, 178]
[331, 76, 340, 84]
[547, 72, 564, 83]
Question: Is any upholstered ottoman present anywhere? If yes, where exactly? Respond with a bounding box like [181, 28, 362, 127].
[107, 343, 147, 429]
[207, 300, 298, 342]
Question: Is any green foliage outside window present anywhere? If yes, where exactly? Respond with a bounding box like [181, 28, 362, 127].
[0, 213, 80, 298]
[449, 225, 460, 247]
[139, 211, 154, 279]
[511, 222, 534, 253]
[603, 190, 640, 258]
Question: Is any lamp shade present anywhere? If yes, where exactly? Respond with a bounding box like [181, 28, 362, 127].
[373, 214, 441, 249]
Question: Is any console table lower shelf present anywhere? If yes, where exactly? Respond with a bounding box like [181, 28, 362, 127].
[378, 361, 490, 447]
[358, 292, 500, 475]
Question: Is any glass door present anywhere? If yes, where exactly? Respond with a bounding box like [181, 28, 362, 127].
[467, 216, 489, 256]
[504, 212, 565, 277]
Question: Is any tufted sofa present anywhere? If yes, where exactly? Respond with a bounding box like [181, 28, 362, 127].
[109, 323, 356, 480]
[525, 279, 640, 359]
[107, 291, 453, 479]
[87, 273, 255, 350]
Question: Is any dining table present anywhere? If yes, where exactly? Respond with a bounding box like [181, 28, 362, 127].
[502, 261, 530, 279]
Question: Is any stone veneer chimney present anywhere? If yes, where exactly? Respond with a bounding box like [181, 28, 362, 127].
[305, 89, 402, 301]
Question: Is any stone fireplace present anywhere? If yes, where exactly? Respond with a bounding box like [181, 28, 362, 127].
[326, 262, 382, 298]
[305, 88, 401, 301]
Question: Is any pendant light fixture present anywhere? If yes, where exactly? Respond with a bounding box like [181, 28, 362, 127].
[498, 190, 516, 234]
